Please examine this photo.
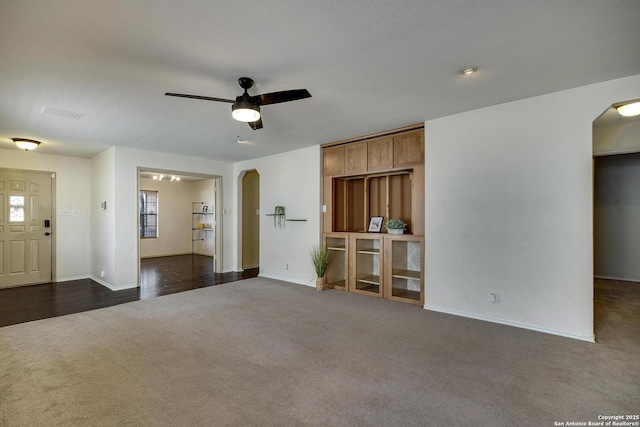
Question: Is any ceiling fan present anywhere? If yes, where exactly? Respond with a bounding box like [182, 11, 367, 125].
[165, 77, 311, 130]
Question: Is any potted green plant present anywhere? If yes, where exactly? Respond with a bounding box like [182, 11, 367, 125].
[309, 245, 331, 291]
[273, 206, 285, 228]
[385, 219, 406, 234]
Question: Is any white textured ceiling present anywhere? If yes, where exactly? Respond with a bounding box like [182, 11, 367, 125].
[1, 0, 639, 161]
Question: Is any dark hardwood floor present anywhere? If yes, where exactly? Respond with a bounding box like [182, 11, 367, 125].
[0, 255, 258, 328]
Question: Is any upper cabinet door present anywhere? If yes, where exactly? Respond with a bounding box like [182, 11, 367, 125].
[323, 146, 345, 176]
[345, 141, 368, 174]
[368, 136, 394, 171]
[394, 129, 424, 168]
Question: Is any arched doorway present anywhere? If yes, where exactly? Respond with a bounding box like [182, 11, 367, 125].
[241, 170, 260, 269]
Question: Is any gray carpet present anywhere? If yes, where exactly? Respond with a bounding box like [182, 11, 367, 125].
[1, 277, 638, 426]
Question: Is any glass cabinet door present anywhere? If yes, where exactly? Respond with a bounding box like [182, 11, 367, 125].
[385, 236, 424, 305]
[324, 234, 348, 290]
[351, 235, 383, 297]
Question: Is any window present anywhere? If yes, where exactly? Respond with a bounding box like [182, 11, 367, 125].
[140, 190, 158, 238]
[9, 196, 25, 222]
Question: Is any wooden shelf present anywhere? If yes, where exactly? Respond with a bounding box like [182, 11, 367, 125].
[286, 219, 307, 222]
[327, 279, 346, 288]
[327, 245, 346, 251]
[391, 288, 421, 301]
[355, 283, 380, 293]
[392, 269, 420, 280]
[356, 275, 380, 285]
[356, 249, 380, 255]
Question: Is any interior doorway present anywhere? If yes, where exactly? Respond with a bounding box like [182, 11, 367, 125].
[592, 100, 640, 339]
[593, 101, 640, 282]
[241, 170, 260, 269]
[0, 169, 55, 288]
[137, 168, 222, 288]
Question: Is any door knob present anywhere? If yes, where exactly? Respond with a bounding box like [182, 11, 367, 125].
[44, 232, 51, 236]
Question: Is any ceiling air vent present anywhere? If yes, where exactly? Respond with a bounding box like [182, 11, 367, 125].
[40, 106, 84, 120]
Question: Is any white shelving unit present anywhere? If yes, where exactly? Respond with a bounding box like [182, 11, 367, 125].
[192, 201, 214, 255]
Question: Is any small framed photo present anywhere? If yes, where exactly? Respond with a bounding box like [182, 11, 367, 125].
[202, 205, 208, 213]
[368, 216, 384, 233]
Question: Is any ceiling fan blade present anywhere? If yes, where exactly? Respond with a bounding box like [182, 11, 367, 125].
[165, 93, 235, 103]
[248, 118, 263, 130]
[253, 89, 311, 106]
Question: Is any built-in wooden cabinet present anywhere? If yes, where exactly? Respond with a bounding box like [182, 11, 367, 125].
[384, 235, 424, 305]
[321, 124, 425, 306]
[367, 136, 394, 171]
[323, 233, 424, 305]
[345, 141, 368, 174]
[393, 130, 424, 168]
[322, 128, 424, 176]
[324, 233, 348, 291]
[323, 145, 345, 176]
[351, 235, 384, 298]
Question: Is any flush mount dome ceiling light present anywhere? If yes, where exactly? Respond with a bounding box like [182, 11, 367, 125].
[12, 138, 41, 151]
[615, 100, 640, 117]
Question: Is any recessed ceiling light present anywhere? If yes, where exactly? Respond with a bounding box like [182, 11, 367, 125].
[237, 139, 249, 144]
[616, 100, 640, 117]
[460, 66, 478, 75]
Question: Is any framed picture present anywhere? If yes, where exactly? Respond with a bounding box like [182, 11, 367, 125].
[368, 216, 384, 233]
[202, 205, 208, 213]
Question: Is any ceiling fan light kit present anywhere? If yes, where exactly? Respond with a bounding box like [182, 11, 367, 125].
[232, 100, 261, 122]
[166, 77, 311, 130]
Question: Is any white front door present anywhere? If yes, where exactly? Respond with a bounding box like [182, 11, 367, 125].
[0, 170, 53, 288]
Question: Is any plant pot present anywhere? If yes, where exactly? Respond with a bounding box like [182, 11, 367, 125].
[316, 277, 325, 291]
[387, 229, 404, 234]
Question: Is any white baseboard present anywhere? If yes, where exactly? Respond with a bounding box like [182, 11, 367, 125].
[594, 275, 640, 284]
[56, 275, 90, 282]
[258, 273, 315, 287]
[423, 304, 596, 343]
[89, 275, 137, 291]
[140, 252, 195, 259]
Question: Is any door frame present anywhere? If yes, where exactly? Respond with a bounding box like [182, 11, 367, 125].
[0, 167, 56, 286]
[136, 168, 222, 287]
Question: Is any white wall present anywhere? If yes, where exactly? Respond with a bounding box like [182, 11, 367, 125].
[0, 148, 92, 281]
[139, 177, 194, 258]
[594, 119, 640, 155]
[424, 74, 640, 342]
[233, 145, 321, 285]
[90, 148, 116, 286]
[594, 153, 640, 282]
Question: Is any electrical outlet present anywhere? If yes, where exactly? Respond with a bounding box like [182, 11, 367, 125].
[285, 264, 289, 270]
[490, 293, 499, 304]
